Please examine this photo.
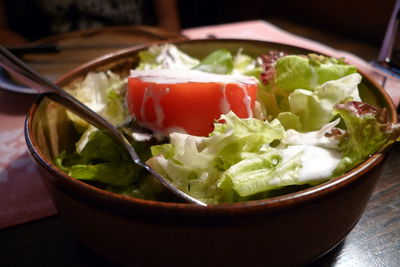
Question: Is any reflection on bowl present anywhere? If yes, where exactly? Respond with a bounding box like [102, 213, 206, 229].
[25, 39, 396, 266]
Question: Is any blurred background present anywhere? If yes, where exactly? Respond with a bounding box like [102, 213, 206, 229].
[0, 0, 396, 61]
[179, 0, 395, 60]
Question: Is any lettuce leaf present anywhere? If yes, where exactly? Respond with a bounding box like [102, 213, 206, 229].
[137, 44, 261, 77]
[219, 149, 290, 197]
[54, 129, 140, 186]
[194, 48, 262, 77]
[275, 54, 357, 92]
[233, 49, 262, 76]
[147, 112, 288, 203]
[194, 49, 234, 74]
[282, 73, 362, 131]
[136, 44, 200, 70]
[66, 71, 128, 129]
[220, 120, 344, 198]
[259, 54, 358, 117]
[147, 111, 348, 203]
[333, 101, 400, 174]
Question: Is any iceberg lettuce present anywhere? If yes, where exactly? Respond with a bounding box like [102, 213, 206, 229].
[147, 112, 346, 203]
[275, 54, 357, 91]
[219, 119, 343, 199]
[148, 112, 286, 203]
[280, 73, 362, 131]
[233, 49, 262, 76]
[194, 49, 234, 74]
[66, 71, 128, 129]
[194, 48, 262, 76]
[136, 44, 261, 77]
[136, 44, 200, 70]
[260, 54, 358, 117]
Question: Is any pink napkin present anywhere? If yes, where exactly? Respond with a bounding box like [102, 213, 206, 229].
[0, 90, 56, 229]
[1, 20, 398, 230]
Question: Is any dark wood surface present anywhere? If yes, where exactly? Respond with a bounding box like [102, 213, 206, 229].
[1, 24, 399, 266]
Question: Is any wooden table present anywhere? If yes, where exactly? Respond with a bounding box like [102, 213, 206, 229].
[0, 24, 399, 266]
[13, 25, 186, 81]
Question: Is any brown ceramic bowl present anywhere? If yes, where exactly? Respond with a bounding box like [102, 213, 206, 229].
[25, 39, 396, 267]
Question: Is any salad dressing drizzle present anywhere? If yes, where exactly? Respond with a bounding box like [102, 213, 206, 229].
[219, 84, 231, 114]
[141, 87, 169, 129]
[240, 84, 253, 117]
[154, 88, 169, 128]
[140, 87, 151, 122]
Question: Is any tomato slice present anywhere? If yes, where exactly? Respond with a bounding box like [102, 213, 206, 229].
[127, 77, 258, 136]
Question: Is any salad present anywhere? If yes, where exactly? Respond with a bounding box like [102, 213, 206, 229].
[55, 44, 400, 204]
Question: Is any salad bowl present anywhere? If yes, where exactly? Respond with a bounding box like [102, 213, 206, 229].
[25, 39, 397, 266]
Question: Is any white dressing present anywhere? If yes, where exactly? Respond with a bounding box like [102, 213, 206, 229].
[130, 69, 258, 85]
[219, 84, 231, 114]
[281, 145, 342, 183]
[131, 132, 152, 142]
[279, 119, 343, 182]
[153, 44, 200, 70]
[240, 84, 253, 117]
[283, 119, 342, 148]
[139, 86, 169, 131]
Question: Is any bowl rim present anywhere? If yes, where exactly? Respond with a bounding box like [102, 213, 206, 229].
[25, 38, 396, 214]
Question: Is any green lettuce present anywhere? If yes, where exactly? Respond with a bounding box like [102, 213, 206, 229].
[260, 54, 358, 117]
[136, 44, 200, 70]
[55, 128, 139, 186]
[219, 119, 344, 199]
[194, 48, 262, 76]
[147, 111, 352, 204]
[219, 149, 302, 198]
[54, 126, 167, 199]
[333, 101, 400, 174]
[194, 49, 234, 74]
[137, 44, 261, 78]
[233, 49, 262, 76]
[275, 54, 357, 92]
[279, 73, 362, 131]
[66, 71, 128, 129]
[147, 112, 289, 203]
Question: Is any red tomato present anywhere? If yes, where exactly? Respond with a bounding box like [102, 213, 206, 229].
[127, 77, 258, 136]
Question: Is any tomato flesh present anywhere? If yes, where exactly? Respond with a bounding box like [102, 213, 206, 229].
[127, 77, 258, 136]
